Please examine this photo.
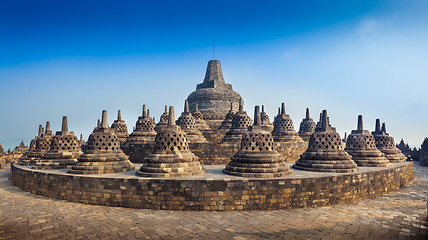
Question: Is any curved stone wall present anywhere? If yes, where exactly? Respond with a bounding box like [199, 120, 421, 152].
[11, 162, 413, 211]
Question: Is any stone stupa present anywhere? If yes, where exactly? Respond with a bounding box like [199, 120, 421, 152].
[21, 122, 53, 165]
[69, 110, 135, 174]
[34, 116, 83, 169]
[18, 125, 43, 164]
[137, 106, 205, 178]
[219, 103, 236, 130]
[191, 104, 211, 131]
[224, 106, 293, 178]
[177, 100, 207, 143]
[187, 60, 242, 129]
[260, 105, 274, 132]
[110, 110, 129, 143]
[293, 110, 359, 173]
[298, 108, 316, 142]
[271, 103, 307, 162]
[372, 119, 406, 163]
[155, 105, 169, 132]
[221, 99, 252, 143]
[345, 115, 391, 167]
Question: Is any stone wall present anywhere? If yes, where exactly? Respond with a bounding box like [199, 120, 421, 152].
[12, 162, 413, 211]
[274, 142, 308, 162]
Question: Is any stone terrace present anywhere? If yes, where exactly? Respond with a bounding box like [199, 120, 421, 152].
[1, 162, 427, 239]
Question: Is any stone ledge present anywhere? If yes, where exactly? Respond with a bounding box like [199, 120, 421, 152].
[11, 162, 414, 211]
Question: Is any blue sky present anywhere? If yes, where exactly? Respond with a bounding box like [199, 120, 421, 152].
[0, 0, 427, 150]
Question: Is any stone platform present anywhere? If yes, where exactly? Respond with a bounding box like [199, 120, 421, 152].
[11, 162, 413, 211]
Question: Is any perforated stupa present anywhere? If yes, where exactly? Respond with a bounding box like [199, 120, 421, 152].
[298, 108, 316, 142]
[260, 105, 273, 132]
[293, 110, 358, 173]
[221, 99, 252, 143]
[111, 110, 129, 143]
[177, 100, 207, 143]
[22, 122, 53, 165]
[191, 104, 211, 130]
[125, 105, 156, 145]
[69, 110, 135, 174]
[372, 119, 406, 163]
[219, 103, 236, 130]
[155, 105, 169, 132]
[34, 116, 83, 169]
[137, 106, 205, 178]
[344, 115, 391, 167]
[271, 103, 303, 143]
[224, 106, 292, 178]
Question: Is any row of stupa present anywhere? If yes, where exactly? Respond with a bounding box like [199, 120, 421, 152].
[17, 59, 407, 177]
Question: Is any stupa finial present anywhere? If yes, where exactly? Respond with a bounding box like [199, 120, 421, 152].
[281, 103, 285, 115]
[230, 102, 233, 111]
[101, 110, 108, 128]
[321, 110, 328, 129]
[62, 116, 68, 132]
[45, 121, 51, 133]
[375, 119, 381, 132]
[38, 125, 43, 136]
[381, 123, 386, 133]
[142, 105, 147, 118]
[164, 105, 168, 114]
[254, 106, 261, 126]
[357, 115, 363, 131]
[195, 104, 199, 111]
[239, 98, 243, 112]
[147, 109, 150, 117]
[184, 100, 190, 113]
[306, 108, 310, 119]
[261, 105, 265, 113]
[168, 106, 175, 126]
[117, 110, 122, 121]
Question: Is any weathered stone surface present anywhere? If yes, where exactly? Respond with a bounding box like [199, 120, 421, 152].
[224, 106, 292, 178]
[218, 102, 236, 130]
[154, 105, 168, 132]
[137, 106, 205, 178]
[372, 119, 407, 163]
[122, 105, 156, 163]
[70, 110, 135, 174]
[34, 116, 83, 170]
[345, 115, 391, 167]
[11, 162, 414, 211]
[110, 110, 129, 143]
[298, 108, 316, 142]
[187, 60, 243, 128]
[260, 105, 273, 132]
[294, 110, 359, 173]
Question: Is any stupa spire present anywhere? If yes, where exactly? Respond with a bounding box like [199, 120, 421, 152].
[375, 119, 381, 132]
[381, 123, 386, 133]
[117, 110, 122, 121]
[101, 110, 108, 128]
[184, 100, 190, 113]
[305, 108, 310, 119]
[38, 125, 43, 136]
[281, 103, 285, 115]
[142, 105, 147, 118]
[203, 60, 225, 84]
[168, 106, 175, 126]
[254, 106, 261, 127]
[357, 115, 363, 131]
[62, 116, 68, 132]
[238, 98, 243, 112]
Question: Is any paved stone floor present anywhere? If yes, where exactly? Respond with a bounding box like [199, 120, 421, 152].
[1, 163, 427, 240]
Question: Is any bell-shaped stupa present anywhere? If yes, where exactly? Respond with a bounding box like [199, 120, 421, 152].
[260, 105, 274, 132]
[34, 116, 83, 169]
[372, 119, 406, 163]
[110, 110, 129, 143]
[191, 104, 211, 131]
[187, 60, 243, 129]
[177, 100, 207, 143]
[155, 105, 169, 132]
[18, 125, 43, 164]
[219, 103, 236, 130]
[221, 99, 252, 143]
[298, 108, 316, 142]
[22, 122, 53, 165]
[137, 106, 205, 178]
[272, 103, 303, 142]
[125, 105, 157, 145]
[70, 110, 135, 174]
[224, 106, 292, 178]
[293, 110, 358, 173]
[344, 115, 391, 167]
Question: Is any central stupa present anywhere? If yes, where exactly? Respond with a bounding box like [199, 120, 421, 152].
[187, 60, 242, 128]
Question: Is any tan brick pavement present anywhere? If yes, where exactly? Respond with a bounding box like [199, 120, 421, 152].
[1, 163, 427, 240]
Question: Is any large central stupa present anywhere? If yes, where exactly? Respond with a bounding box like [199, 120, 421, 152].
[187, 60, 242, 128]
